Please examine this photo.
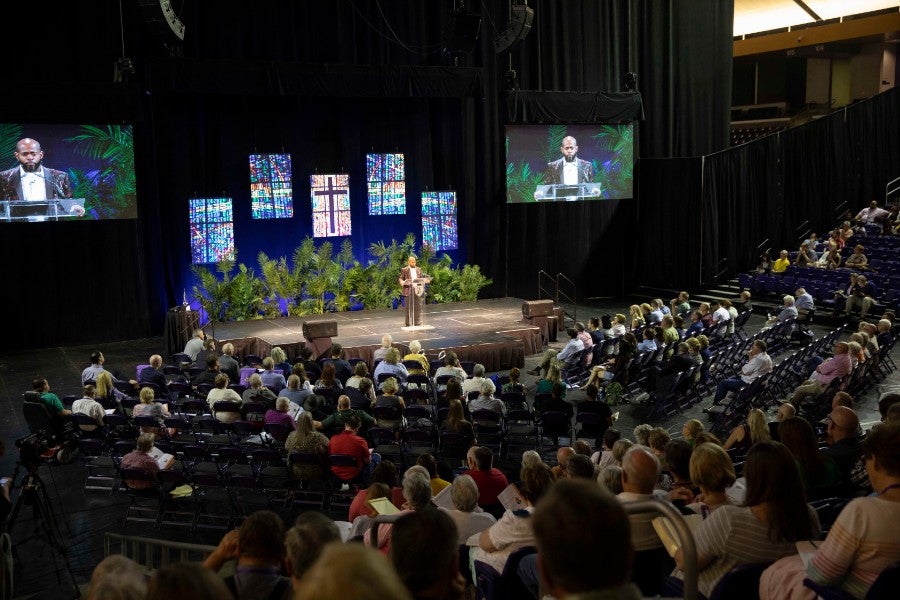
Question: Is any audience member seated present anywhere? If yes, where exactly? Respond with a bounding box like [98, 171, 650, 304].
[87, 554, 147, 600]
[318, 394, 374, 435]
[374, 377, 406, 430]
[207, 374, 243, 423]
[531, 328, 584, 378]
[685, 442, 736, 515]
[778, 416, 838, 500]
[534, 383, 573, 424]
[772, 249, 790, 273]
[583, 332, 638, 389]
[796, 241, 816, 267]
[364, 466, 433, 553]
[574, 321, 594, 366]
[592, 427, 621, 467]
[293, 542, 412, 600]
[789, 342, 852, 411]
[218, 342, 241, 384]
[373, 333, 394, 363]
[768, 402, 796, 440]
[329, 414, 376, 485]
[81, 351, 122, 386]
[314, 362, 343, 395]
[373, 348, 408, 388]
[551, 447, 576, 480]
[441, 398, 476, 447]
[32, 376, 71, 419]
[121, 433, 174, 489]
[723, 408, 771, 453]
[469, 461, 554, 578]
[566, 454, 596, 480]
[417, 453, 450, 496]
[766, 294, 798, 327]
[133, 386, 171, 435]
[322, 343, 352, 385]
[242, 373, 277, 405]
[822, 405, 862, 487]
[72, 385, 105, 432]
[530, 479, 642, 600]
[285, 412, 329, 481]
[284, 511, 341, 587]
[463, 446, 508, 513]
[587, 316, 605, 344]
[681, 419, 704, 447]
[598, 465, 624, 495]
[265, 397, 296, 430]
[637, 327, 657, 353]
[435, 351, 467, 388]
[501, 367, 525, 396]
[876, 318, 893, 348]
[95, 370, 130, 407]
[710, 340, 772, 407]
[844, 244, 868, 270]
[190, 355, 221, 390]
[461, 363, 487, 397]
[202, 510, 292, 599]
[348, 460, 404, 523]
[536, 364, 567, 399]
[139, 354, 168, 389]
[401, 340, 429, 375]
[468, 379, 505, 420]
[258, 357, 286, 393]
[664, 439, 697, 503]
[438, 474, 496, 541]
[671, 441, 820, 598]
[671, 291, 691, 318]
[279, 374, 312, 408]
[145, 562, 231, 600]
[647, 342, 694, 397]
[182, 329, 206, 361]
[760, 422, 900, 600]
[617, 446, 668, 555]
[390, 506, 466, 600]
[194, 338, 219, 371]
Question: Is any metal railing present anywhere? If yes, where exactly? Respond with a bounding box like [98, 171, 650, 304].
[536, 270, 577, 326]
[556, 272, 577, 326]
[104, 532, 217, 571]
[885, 175, 900, 206]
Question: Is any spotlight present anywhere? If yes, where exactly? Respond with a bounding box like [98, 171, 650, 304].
[624, 72, 638, 93]
[114, 57, 136, 83]
[505, 70, 520, 91]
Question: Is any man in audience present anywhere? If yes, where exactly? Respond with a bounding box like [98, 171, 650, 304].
[661, 315, 680, 345]
[72, 385, 105, 432]
[844, 244, 868, 269]
[283, 511, 341, 586]
[317, 394, 374, 435]
[617, 446, 666, 552]
[551, 446, 576, 479]
[121, 433, 174, 489]
[81, 351, 118, 385]
[329, 414, 374, 484]
[789, 341, 852, 410]
[323, 343, 353, 384]
[468, 379, 506, 419]
[709, 340, 772, 407]
[194, 338, 219, 369]
[795, 287, 815, 316]
[259, 357, 286, 393]
[876, 318, 893, 347]
[772, 249, 790, 273]
[463, 446, 508, 510]
[390, 507, 466, 600]
[417, 453, 451, 496]
[203, 510, 292, 599]
[31, 377, 71, 418]
[670, 291, 691, 318]
[281, 374, 312, 408]
[765, 295, 798, 326]
[265, 397, 296, 429]
[138, 354, 168, 389]
[183, 329, 206, 361]
[587, 316, 605, 344]
[373, 334, 393, 363]
[769, 402, 796, 440]
[854, 199, 889, 226]
[87, 555, 147, 600]
[462, 363, 488, 396]
[710, 300, 731, 326]
[218, 342, 241, 384]
[531, 328, 584, 377]
[844, 274, 878, 319]
[566, 454, 596, 480]
[823, 405, 862, 486]
[191, 355, 221, 389]
[531, 479, 641, 600]
[534, 382, 574, 420]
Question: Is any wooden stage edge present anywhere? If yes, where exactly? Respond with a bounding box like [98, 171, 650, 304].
[206, 297, 563, 372]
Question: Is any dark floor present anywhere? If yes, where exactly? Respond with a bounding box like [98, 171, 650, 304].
[0, 302, 894, 599]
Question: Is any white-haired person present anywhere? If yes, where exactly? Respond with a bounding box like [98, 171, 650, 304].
[402, 340, 429, 375]
[439, 474, 496, 541]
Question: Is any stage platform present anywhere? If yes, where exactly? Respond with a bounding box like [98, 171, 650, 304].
[207, 297, 561, 371]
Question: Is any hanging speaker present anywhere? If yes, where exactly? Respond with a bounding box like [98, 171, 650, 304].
[494, 4, 534, 54]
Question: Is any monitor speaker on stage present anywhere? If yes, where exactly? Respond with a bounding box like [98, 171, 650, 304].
[302, 320, 338, 339]
[522, 300, 554, 318]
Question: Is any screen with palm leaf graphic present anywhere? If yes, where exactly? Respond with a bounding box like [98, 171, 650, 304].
[505, 123, 634, 203]
[0, 123, 137, 220]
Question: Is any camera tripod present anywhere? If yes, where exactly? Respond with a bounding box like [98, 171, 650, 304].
[4, 459, 80, 598]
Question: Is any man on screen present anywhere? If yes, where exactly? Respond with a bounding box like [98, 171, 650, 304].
[399, 255, 426, 327]
[0, 138, 84, 216]
[534, 135, 601, 200]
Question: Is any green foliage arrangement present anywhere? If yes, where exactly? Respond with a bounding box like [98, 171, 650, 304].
[66, 125, 137, 218]
[193, 234, 493, 322]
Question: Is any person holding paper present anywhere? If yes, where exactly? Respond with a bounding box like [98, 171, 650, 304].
[121, 433, 174, 489]
[0, 137, 85, 216]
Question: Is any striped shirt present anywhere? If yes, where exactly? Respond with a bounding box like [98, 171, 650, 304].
[807, 497, 900, 599]
[677, 504, 820, 598]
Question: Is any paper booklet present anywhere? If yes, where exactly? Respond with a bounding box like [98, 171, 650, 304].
[432, 485, 455, 510]
[148, 445, 174, 469]
[651, 513, 704, 558]
[367, 497, 401, 516]
[497, 483, 528, 513]
[796, 540, 819, 569]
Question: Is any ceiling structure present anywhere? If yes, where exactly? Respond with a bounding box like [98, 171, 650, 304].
[734, 0, 900, 36]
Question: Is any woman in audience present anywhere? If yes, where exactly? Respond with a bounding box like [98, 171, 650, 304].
[501, 367, 524, 395]
[345, 361, 370, 390]
[348, 482, 392, 538]
[693, 431, 723, 447]
[685, 337, 703, 368]
[664, 439, 697, 503]
[285, 412, 329, 481]
[145, 562, 231, 600]
[439, 474, 497, 541]
[290, 362, 313, 388]
[470, 462, 554, 576]
[521, 450, 542, 469]
[270, 346, 291, 376]
[207, 373, 244, 423]
[94, 371, 127, 408]
[847, 340, 865, 369]
[592, 428, 622, 467]
[629, 304, 645, 330]
[242, 373, 277, 405]
[723, 408, 771, 452]
[581, 332, 637, 388]
[682, 419, 704, 446]
[348, 460, 404, 522]
[314, 362, 343, 392]
[434, 351, 467, 388]
[294, 542, 412, 600]
[536, 364, 566, 398]
[778, 416, 838, 500]
[438, 376, 465, 410]
[824, 242, 842, 269]
[698, 303, 714, 328]
[760, 422, 900, 600]
[373, 348, 409, 387]
[609, 313, 628, 337]
[686, 442, 736, 515]
[133, 386, 171, 435]
[442, 398, 475, 447]
[598, 465, 624, 494]
[365, 466, 433, 553]
[633, 423, 653, 446]
[374, 377, 405, 430]
[609, 438, 633, 468]
[673, 441, 820, 598]
[402, 339, 429, 374]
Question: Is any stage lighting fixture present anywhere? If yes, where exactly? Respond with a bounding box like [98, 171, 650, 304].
[494, 2, 534, 54]
[624, 72, 638, 92]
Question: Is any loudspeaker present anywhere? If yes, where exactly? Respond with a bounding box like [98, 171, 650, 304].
[522, 300, 555, 318]
[302, 320, 338, 339]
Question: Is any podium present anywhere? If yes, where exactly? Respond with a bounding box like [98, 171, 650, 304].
[533, 184, 601, 202]
[0, 199, 85, 222]
[402, 277, 433, 331]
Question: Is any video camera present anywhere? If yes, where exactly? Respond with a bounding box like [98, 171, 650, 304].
[15, 433, 51, 472]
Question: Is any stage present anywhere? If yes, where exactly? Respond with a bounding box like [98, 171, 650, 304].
[205, 297, 560, 371]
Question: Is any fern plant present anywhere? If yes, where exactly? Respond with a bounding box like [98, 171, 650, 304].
[0, 123, 24, 170]
[65, 124, 136, 218]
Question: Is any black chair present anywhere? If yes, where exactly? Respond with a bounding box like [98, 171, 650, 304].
[474, 545, 536, 600]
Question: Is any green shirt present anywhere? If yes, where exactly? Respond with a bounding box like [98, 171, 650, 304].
[40, 392, 64, 414]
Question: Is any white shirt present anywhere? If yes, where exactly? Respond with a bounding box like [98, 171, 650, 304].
[20, 166, 47, 201]
[562, 161, 579, 185]
[713, 307, 731, 323]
